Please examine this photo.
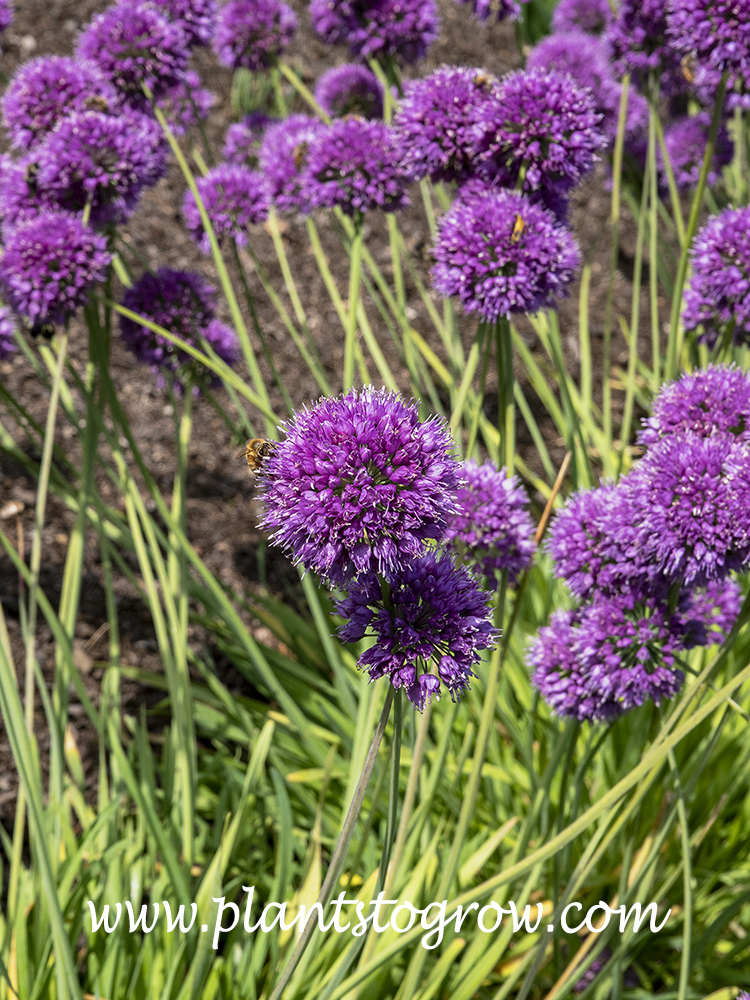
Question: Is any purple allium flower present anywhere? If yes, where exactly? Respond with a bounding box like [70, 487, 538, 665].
[304, 117, 408, 217]
[310, 0, 439, 64]
[431, 188, 581, 322]
[547, 482, 654, 601]
[682, 207, 750, 348]
[638, 365, 750, 447]
[668, 0, 750, 86]
[0, 157, 55, 235]
[157, 71, 215, 135]
[183, 164, 269, 252]
[34, 109, 168, 226]
[335, 551, 496, 709]
[77, 1, 189, 110]
[445, 460, 536, 586]
[258, 114, 326, 213]
[315, 64, 384, 119]
[119, 268, 238, 383]
[0, 211, 111, 326]
[526, 32, 648, 143]
[393, 65, 497, 183]
[259, 387, 461, 586]
[552, 0, 613, 35]
[530, 594, 687, 723]
[2, 57, 120, 151]
[452, 0, 527, 23]
[0, 0, 12, 33]
[153, 0, 217, 46]
[223, 112, 275, 166]
[626, 432, 750, 585]
[680, 578, 742, 646]
[212, 0, 296, 71]
[658, 113, 733, 192]
[0, 306, 17, 359]
[607, 0, 684, 93]
[472, 68, 606, 197]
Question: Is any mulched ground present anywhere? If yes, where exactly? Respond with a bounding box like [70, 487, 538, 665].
[0, 0, 649, 824]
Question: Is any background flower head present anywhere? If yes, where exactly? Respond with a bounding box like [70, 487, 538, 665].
[638, 365, 750, 447]
[258, 114, 326, 213]
[223, 112, 275, 166]
[659, 114, 733, 192]
[452, 0, 527, 23]
[310, 0, 439, 64]
[153, 0, 217, 47]
[336, 551, 496, 710]
[315, 64, 383, 119]
[551, 0, 613, 35]
[431, 188, 581, 322]
[183, 164, 270, 252]
[259, 387, 461, 586]
[212, 0, 296, 71]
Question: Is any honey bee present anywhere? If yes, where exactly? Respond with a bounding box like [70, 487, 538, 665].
[84, 94, 111, 113]
[240, 438, 276, 473]
[473, 72, 495, 90]
[680, 54, 696, 84]
[24, 161, 39, 194]
[510, 214, 525, 243]
[293, 142, 309, 171]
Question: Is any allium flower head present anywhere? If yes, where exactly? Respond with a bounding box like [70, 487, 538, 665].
[552, 0, 613, 35]
[335, 551, 496, 709]
[183, 164, 270, 252]
[682, 206, 750, 348]
[304, 117, 408, 217]
[445, 460, 536, 586]
[34, 109, 168, 225]
[0, 307, 17, 359]
[153, 0, 217, 46]
[259, 114, 326, 213]
[315, 64, 384, 119]
[607, 0, 684, 93]
[626, 432, 750, 585]
[212, 0, 296, 71]
[259, 387, 461, 586]
[310, 0, 439, 64]
[77, 1, 189, 109]
[2, 57, 120, 150]
[668, 0, 750, 84]
[639, 366, 750, 447]
[472, 68, 606, 196]
[157, 71, 215, 135]
[659, 114, 733, 192]
[526, 33, 648, 143]
[0, 211, 111, 326]
[452, 0, 527, 23]
[431, 188, 580, 322]
[0, 0, 12, 32]
[223, 112, 275, 166]
[119, 268, 238, 383]
[393, 65, 497, 183]
[0, 157, 55, 235]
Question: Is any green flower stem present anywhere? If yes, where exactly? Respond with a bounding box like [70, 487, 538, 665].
[268, 686, 395, 1000]
[278, 62, 331, 123]
[270, 63, 287, 117]
[665, 71, 728, 380]
[343, 216, 364, 390]
[495, 318, 515, 473]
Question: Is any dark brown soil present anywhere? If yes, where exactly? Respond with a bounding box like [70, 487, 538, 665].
[0, 0, 649, 822]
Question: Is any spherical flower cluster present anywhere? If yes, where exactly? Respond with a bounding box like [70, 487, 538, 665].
[0, 307, 17, 359]
[77, 2, 189, 108]
[638, 365, 750, 447]
[34, 109, 167, 225]
[303, 117, 408, 217]
[552, 0, 613, 35]
[259, 387, 461, 586]
[0, 157, 54, 235]
[444, 460, 536, 586]
[119, 268, 238, 383]
[393, 65, 497, 183]
[223, 113, 275, 166]
[310, 0, 439, 64]
[336, 552, 496, 709]
[2, 57, 120, 150]
[183, 164, 270, 252]
[157, 71, 215, 135]
[607, 0, 684, 93]
[472, 68, 605, 197]
[259, 115, 326, 213]
[526, 33, 648, 143]
[212, 0, 296, 71]
[431, 188, 581, 323]
[154, 0, 217, 47]
[0, 211, 111, 326]
[625, 433, 750, 586]
[315, 64, 383, 120]
[682, 206, 750, 348]
[668, 0, 750, 84]
[452, 0, 527, 23]
[659, 114, 733, 192]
